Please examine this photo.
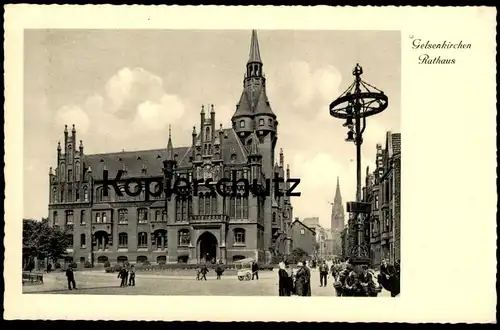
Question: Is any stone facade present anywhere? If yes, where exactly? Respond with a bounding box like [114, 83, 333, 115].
[363, 131, 401, 267]
[47, 30, 293, 266]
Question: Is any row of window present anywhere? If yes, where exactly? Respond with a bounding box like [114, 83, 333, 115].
[237, 118, 273, 129]
[75, 229, 246, 249]
[57, 159, 81, 183]
[52, 186, 89, 204]
[55, 196, 250, 226]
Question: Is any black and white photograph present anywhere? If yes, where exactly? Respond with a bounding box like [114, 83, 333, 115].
[4, 5, 496, 323]
[21, 28, 401, 297]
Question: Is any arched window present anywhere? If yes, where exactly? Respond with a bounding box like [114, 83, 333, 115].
[102, 213, 107, 223]
[65, 210, 74, 225]
[118, 185, 126, 200]
[75, 161, 80, 180]
[178, 229, 190, 246]
[137, 232, 148, 248]
[118, 209, 128, 224]
[80, 233, 86, 248]
[83, 186, 88, 202]
[60, 164, 65, 182]
[118, 233, 128, 247]
[68, 169, 73, 182]
[53, 211, 58, 226]
[230, 196, 249, 220]
[68, 145, 73, 164]
[137, 208, 148, 224]
[259, 118, 264, 126]
[155, 210, 161, 221]
[268, 118, 273, 126]
[234, 228, 246, 244]
[211, 195, 217, 214]
[239, 120, 245, 128]
[162, 210, 167, 221]
[272, 212, 277, 223]
[96, 213, 101, 223]
[176, 197, 188, 222]
[205, 127, 211, 141]
[80, 210, 86, 225]
[52, 188, 57, 203]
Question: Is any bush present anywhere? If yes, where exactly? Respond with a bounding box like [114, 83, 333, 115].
[54, 262, 61, 269]
[105, 267, 114, 273]
[104, 261, 111, 268]
[84, 261, 92, 268]
[113, 264, 123, 272]
[69, 262, 78, 269]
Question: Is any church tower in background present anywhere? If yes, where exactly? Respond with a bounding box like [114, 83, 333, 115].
[331, 176, 345, 256]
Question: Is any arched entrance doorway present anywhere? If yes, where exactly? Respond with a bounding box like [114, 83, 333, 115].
[197, 232, 218, 264]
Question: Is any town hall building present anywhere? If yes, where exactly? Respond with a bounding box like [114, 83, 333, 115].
[47, 30, 294, 266]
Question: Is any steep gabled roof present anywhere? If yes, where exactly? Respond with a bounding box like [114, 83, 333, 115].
[232, 91, 253, 120]
[254, 87, 276, 117]
[85, 147, 189, 180]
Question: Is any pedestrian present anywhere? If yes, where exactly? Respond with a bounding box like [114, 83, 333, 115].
[378, 258, 396, 295]
[278, 261, 293, 296]
[128, 265, 136, 286]
[46, 262, 52, 273]
[251, 261, 259, 280]
[293, 262, 308, 296]
[304, 260, 312, 296]
[358, 265, 376, 297]
[65, 266, 77, 290]
[200, 263, 209, 281]
[319, 260, 329, 287]
[118, 268, 127, 287]
[215, 260, 224, 280]
[342, 265, 358, 296]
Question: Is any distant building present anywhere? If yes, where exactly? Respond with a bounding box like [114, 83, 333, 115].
[330, 177, 345, 257]
[302, 217, 328, 259]
[364, 131, 401, 266]
[291, 218, 316, 257]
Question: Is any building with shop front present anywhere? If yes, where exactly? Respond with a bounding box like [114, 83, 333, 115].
[47, 30, 294, 266]
[363, 131, 401, 267]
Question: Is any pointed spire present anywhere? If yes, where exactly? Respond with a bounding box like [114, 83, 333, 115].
[192, 126, 197, 136]
[248, 30, 262, 64]
[72, 124, 76, 133]
[201, 105, 205, 114]
[166, 124, 174, 161]
[57, 141, 61, 151]
[210, 104, 215, 114]
[64, 125, 68, 133]
[49, 167, 53, 175]
[334, 176, 342, 204]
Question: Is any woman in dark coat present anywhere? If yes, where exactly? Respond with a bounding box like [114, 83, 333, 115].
[294, 262, 308, 296]
[278, 261, 293, 296]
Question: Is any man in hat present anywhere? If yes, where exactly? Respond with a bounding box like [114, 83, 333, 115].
[65, 266, 77, 290]
[294, 261, 308, 296]
[342, 264, 358, 296]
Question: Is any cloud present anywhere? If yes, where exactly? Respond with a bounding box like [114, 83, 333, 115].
[284, 61, 342, 110]
[53, 67, 189, 153]
[54, 105, 90, 134]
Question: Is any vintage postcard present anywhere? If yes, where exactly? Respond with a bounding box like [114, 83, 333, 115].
[3, 5, 497, 323]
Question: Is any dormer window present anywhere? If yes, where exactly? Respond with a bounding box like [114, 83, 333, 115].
[268, 119, 273, 126]
[259, 118, 264, 126]
[239, 120, 245, 128]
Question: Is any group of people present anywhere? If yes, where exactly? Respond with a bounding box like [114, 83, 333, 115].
[278, 261, 312, 296]
[196, 260, 228, 280]
[117, 265, 136, 287]
[332, 258, 400, 297]
[278, 257, 400, 297]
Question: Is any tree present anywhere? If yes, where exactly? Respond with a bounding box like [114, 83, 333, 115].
[23, 219, 72, 264]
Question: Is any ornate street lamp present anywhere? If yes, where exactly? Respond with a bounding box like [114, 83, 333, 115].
[329, 63, 388, 267]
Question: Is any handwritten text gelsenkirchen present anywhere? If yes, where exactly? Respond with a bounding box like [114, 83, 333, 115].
[411, 36, 472, 64]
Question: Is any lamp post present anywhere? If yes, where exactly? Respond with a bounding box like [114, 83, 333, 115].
[329, 63, 388, 267]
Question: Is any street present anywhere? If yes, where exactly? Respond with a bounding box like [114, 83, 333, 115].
[23, 268, 391, 297]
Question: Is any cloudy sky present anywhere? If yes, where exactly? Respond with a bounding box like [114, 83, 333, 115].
[24, 29, 400, 228]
